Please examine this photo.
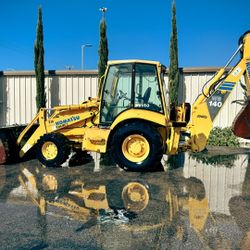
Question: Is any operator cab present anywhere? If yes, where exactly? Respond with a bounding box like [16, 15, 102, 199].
[99, 60, 167, 125]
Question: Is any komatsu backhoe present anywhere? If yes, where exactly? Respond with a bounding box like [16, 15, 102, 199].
[15, 31, 250, 171]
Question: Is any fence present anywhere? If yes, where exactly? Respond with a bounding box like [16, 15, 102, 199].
[0, 68, 246, 128]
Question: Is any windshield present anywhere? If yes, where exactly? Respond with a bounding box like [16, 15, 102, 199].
[134, 64, 163, 112]
[100, 64, 133, 124]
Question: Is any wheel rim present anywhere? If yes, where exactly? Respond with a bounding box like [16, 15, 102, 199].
[122, 134, 150, 163]
[41, 141, 58, 160]
[42, 175, 58, 192]
[122, 182, 149, 212]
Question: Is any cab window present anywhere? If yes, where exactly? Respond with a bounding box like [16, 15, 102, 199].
[134, 64, 163, 112]
[100, 64, 132, 124]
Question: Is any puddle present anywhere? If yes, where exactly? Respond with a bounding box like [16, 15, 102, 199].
[0, 149, 249, 249]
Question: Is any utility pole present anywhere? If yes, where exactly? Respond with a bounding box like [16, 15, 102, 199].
[81, 44, 92, 70]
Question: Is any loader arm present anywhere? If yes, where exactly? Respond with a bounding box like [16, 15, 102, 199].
[188, 31, 250, 152]
[17, 98, 100, 157]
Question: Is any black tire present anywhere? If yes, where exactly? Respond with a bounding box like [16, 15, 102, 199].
[111, 122, 163, 171]
[238, 30, 250, 45]
[35, 133, 71, 167]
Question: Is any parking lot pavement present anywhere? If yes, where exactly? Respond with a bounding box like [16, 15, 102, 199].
[0, 149, 250, 249]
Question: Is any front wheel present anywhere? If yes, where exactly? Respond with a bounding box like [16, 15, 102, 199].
[111, 122, 163, 171]
[35, 133, 71, 167]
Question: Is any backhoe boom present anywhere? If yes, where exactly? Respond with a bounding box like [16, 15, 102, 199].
[188, 31, 250, 151]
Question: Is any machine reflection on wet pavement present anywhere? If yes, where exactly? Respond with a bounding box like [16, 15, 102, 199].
[0, 150, 250, 249]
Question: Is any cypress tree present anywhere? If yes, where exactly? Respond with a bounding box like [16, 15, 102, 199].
[169, 0, 179, 106]
[34, 6, 46, 111]
[98, 19, 109, 79]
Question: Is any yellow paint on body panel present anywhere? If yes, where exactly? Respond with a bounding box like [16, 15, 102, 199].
[111, 109, 167, 130]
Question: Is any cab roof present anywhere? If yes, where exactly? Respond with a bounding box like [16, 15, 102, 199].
[108, 59, 164, 67]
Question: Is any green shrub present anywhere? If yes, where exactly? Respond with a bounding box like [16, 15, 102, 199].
[208, 127, 240, 147]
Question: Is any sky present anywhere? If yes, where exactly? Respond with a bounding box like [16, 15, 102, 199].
[0, 0, 250, 71]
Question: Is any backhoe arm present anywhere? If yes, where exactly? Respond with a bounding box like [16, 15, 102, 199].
[188, 31, 250, 152]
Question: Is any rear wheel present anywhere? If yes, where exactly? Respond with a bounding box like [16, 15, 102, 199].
[36, 133, 71, 167]
[111, 122, 163, 171]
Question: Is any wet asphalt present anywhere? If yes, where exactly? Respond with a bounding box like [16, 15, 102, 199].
[0, 148, 250, 250]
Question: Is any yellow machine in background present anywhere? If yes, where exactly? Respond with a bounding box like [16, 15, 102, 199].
[17, 31, 250, 171]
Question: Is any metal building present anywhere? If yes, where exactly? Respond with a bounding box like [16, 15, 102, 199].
[0, 68, 246, 128]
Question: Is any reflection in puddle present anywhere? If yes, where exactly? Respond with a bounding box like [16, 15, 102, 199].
[18, 169, 146, 225]
[0, 150, 249, 249]
[184, 153, 248, 215]
[190, 151, 238, 167]
[0, 166, 6, 193]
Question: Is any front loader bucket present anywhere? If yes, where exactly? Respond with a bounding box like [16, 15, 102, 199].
[232, 101, 250, 139]
[0, 126, 27, 164]
[0, 128, 19, 164]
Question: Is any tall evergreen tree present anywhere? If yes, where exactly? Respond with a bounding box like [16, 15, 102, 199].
[98, 19, 109, 79]
[34, 6, 46, 111]
[169, 0, 179, 106]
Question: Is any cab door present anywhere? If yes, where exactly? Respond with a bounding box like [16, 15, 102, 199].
[134, 63, 164, 113]
[100, 63, 133, 125]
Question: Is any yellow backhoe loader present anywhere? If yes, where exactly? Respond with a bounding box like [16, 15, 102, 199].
[14, 31, 250, 171]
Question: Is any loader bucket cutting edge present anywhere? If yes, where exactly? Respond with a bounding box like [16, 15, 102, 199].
[232, 101, 250, 139]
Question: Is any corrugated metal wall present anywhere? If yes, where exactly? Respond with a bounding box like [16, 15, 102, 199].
[0, 71, 98, 126]
[0, 68, 246, 128]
